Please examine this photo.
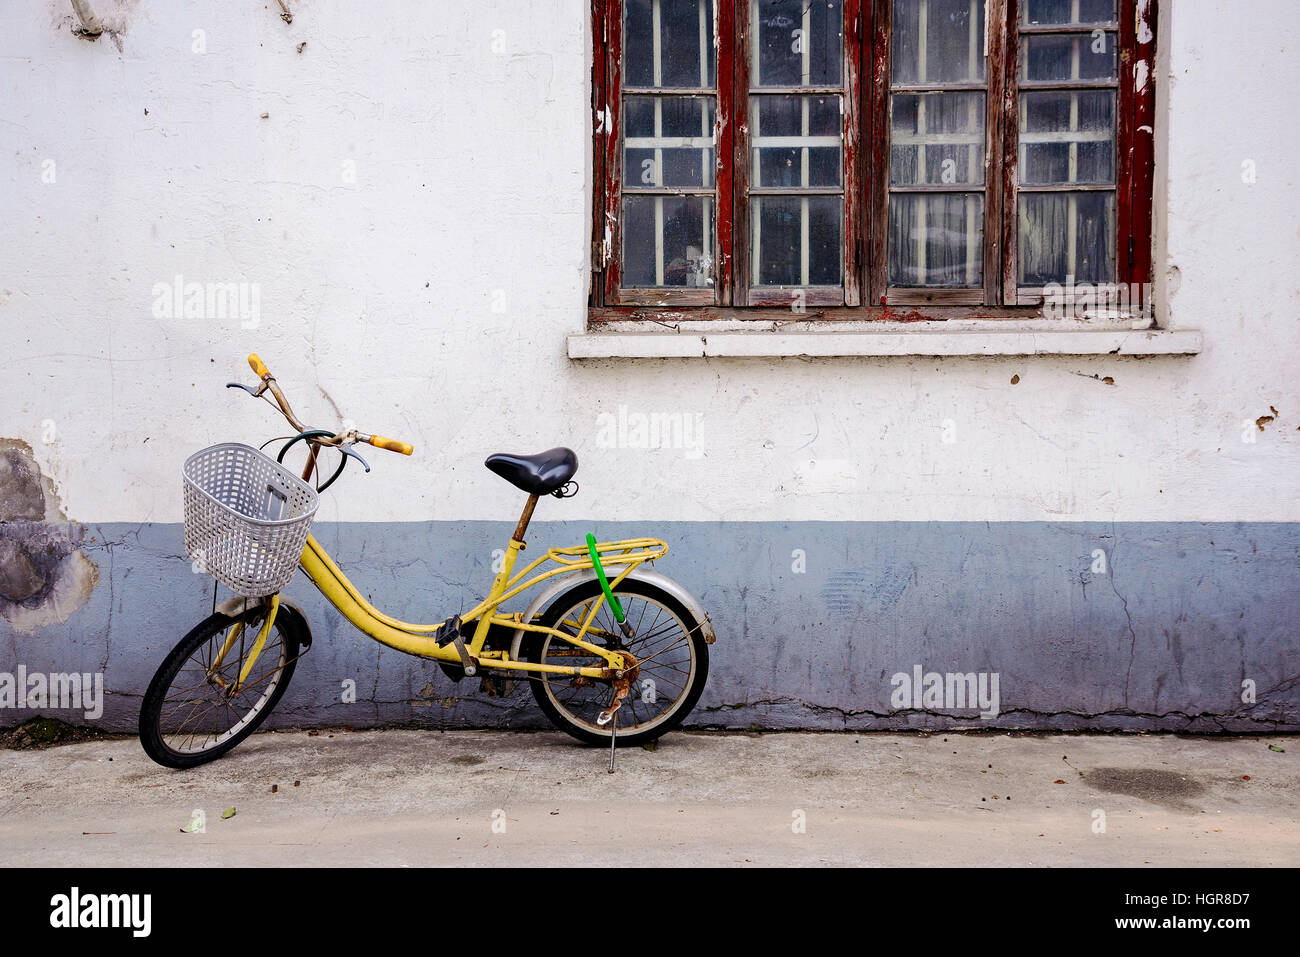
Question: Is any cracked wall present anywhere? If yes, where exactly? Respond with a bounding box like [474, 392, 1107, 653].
[1, 519, 1296, 734]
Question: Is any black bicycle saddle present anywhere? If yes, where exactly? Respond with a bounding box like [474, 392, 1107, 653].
[484, 448, 578, 496]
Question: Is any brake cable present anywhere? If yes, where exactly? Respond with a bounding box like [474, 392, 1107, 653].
[276, 430, 370, 493]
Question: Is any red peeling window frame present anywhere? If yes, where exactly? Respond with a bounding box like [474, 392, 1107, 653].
[590, 0, 1157, 318]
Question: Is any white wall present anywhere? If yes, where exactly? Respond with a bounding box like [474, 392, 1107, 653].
[2, 0, 1296, 526]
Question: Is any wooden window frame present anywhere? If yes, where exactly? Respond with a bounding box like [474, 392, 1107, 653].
[590, 0, 1157, 320]
[598, 0, 732, 306]
[733, 0, 864, 307]
[870, 0, 1006, 306]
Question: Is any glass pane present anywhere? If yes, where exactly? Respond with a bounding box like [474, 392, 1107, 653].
[888, 193, 984, 287]
[892, 0, 986, 85]
[890, 92, 986, 186]
[1020, 33, 1117, 82]
[624, 96, 716, 188]
[1020, 90, 1114, 185]
[750, 95, 842, 188]
[1018, 191, 1115, 284]
[752, 196, 842, 286]
[623, 195, 715, 287]
[1022, 0, 1116, 25]
[752, 0, 843, 88]
[625, 0, 716, 88]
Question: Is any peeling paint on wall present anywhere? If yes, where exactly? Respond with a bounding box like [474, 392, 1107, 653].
[0, 440, 98, 633]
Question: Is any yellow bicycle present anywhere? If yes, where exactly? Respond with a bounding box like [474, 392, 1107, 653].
[139, 355, 713, 769]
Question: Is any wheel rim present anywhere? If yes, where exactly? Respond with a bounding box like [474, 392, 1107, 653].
[539, 589, 698, 737]
[156, 614, 289, 755]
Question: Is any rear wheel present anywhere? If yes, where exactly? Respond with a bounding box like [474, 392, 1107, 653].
[523, 579, 709, 746]
[139, 604, 303, 769]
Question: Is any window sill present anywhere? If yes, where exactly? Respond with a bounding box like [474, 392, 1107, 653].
[567, 327, 1203, 359]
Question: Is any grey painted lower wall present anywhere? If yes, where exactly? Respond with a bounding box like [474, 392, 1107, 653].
[2, 521, 1297, 733]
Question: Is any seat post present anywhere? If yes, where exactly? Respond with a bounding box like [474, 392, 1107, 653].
[512, 493, 540, 543]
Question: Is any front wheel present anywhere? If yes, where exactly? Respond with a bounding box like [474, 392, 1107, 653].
[139, 604, 303, 769]
[522, 579, 709, 747]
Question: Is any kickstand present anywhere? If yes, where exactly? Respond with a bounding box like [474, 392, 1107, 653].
[607, 705, 618, 773]
[597, 678, 629, 773]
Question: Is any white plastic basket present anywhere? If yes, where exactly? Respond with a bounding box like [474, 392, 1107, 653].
[182, 443, 320, 597]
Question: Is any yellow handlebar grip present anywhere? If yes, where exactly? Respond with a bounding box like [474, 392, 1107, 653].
[368, 435, 414, 456]
[248, 353, 271, 379]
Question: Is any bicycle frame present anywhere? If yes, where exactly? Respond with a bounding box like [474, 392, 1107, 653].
[237, 531, 669, 682]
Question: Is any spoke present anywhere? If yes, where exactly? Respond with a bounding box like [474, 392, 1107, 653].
[632, 633, 690, 669]
[630, 624, 685, 653]
[162, 682, 217, 701]
[170, 702, 206, 737]
[627, 692, 649, 725]
[644, 662, 689, 684]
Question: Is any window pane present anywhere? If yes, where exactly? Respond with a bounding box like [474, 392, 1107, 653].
[1020, 34, 1117, 82]
[892, 0, 986, 85]
[750, 95, 842, 188]
[623, 195, 715, 287]
[1022, 0, 1116, 25]
[1018, 191, 1115, 284]
[625, 0, 716, 88]
[889, 193, 984, 287]
[752, 0, 843, 88]
[1020, 90, 1114, 185]
[891, 92, 986, 186]
[624, 96, 716, 188]
[752, 196, 842, 286]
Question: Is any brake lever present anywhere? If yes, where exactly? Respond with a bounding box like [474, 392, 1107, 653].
[226, 381, 264, 397]
[338, 445, 371, 473]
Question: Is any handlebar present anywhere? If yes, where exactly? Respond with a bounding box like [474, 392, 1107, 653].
[365, 434, 413, 456]
[236, 353, 415, 458]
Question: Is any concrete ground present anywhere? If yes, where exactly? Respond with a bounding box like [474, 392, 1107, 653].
[1, 730, 1296, 866]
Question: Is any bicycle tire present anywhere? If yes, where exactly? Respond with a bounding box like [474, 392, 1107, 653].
[139, 606, 303, 769]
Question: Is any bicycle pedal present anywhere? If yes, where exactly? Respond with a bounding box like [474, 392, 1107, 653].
[433, 614, 462, 648]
